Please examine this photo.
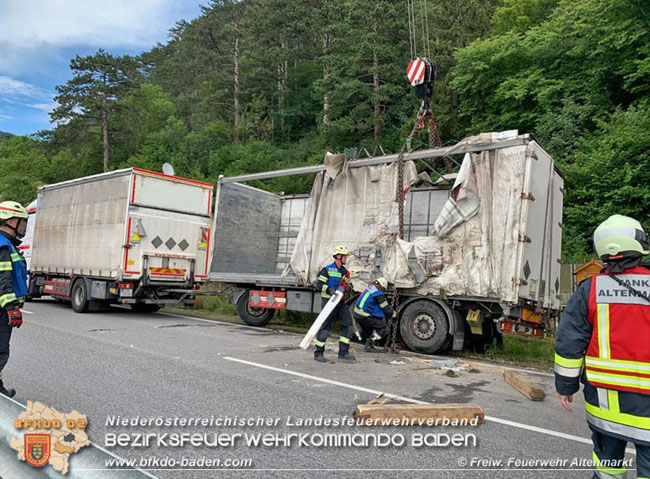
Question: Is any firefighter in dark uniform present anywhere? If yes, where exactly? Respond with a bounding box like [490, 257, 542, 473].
[353, 277, 396, 352]
[0, 201, 29, 398]
[555, 214, 650, 479]
[314, 246, 355, 362]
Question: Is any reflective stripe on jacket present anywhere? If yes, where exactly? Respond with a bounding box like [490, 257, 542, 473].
[0, 232, 28, 308]
[354, 285, 391, 319]
[585, 266, 650, 395]
[555, 264, 650, 445]
[316, 262, 349, 299]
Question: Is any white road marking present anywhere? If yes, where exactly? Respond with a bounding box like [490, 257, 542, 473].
[223, 356, 636, 454]
[20, 309, 34, 314]
[158, 311, 287, 333]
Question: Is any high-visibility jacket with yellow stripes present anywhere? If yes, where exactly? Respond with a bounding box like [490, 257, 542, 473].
[353, 285, 393, 319]
[316, 262, 350, 299]
[555, 263, 650, 445]
[0, 231, 28, 310]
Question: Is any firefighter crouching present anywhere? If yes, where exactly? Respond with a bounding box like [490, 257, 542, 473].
[314, 246, 355, 363]
[0, 201, 29, 398]
[555, 214, 650, 479]
[353, 277, 396, 352]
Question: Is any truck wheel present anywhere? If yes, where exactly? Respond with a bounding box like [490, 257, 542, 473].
[237, 291, 274, 327]
[399, 300, 450, 354]
[130, 304, 161, 313]
[70, 279, 89, 313]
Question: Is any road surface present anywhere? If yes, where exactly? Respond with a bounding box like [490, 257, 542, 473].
[3, 299, 639, 478]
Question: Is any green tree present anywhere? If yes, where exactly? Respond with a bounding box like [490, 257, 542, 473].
[51, 49, 139, 171]
[451, 0, 650, 159]
[562, 101, 650, 261]
[319, 0, 408, 149]
[0, 136, 48, 204]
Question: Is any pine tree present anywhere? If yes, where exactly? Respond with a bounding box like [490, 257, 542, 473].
[51, 50, 138, 171]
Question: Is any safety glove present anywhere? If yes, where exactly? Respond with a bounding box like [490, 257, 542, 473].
[8, 307, 22, 328]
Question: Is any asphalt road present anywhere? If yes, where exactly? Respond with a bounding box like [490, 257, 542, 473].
[1, 299, 640, 478]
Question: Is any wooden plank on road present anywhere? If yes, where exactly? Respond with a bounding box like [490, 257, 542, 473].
[353, 403, 484, 425]
[504, 370, 546, 401]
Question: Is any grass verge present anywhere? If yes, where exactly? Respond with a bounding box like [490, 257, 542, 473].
[451, 335, 555, 371]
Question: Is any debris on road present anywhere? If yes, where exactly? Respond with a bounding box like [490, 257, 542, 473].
[430, 358, 458, 369]
[504, 370, 546, 401]
[366, 393, 390, 406]
[390, 360, 406, 365]
[429, 358, 469, 372]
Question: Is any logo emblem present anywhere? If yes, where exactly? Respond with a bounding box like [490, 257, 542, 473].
[25, 434, 50, 467]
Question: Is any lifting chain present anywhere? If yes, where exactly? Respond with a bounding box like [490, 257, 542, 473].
[384, 114, 421, 353]
[427, 112, 453, 173]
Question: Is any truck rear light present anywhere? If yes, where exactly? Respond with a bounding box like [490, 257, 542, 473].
[119, 283, 135, 289]
[499, 318, 544, 338]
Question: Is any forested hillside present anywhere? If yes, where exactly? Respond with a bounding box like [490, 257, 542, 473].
[0, 0, 648, 261]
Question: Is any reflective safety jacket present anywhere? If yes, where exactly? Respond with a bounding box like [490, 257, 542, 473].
[555, 264, 650, 445]
[353, 285, 393, 319]
[0, 231, 28, 309]
[585, 266, 650, 395]
[316, 262, 350, 299]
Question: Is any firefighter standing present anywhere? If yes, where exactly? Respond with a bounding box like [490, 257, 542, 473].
[314, 246, 355, 362]
[555, 214, 650, 479]
[0, 201, 29, 398]
[353, 277, 396, 352]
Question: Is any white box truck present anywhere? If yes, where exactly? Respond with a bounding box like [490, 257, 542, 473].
[28, 168, 213, 312]
[208, 132, 564, 353]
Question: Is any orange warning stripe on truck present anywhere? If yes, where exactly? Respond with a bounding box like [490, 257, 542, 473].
[149, 268, 186, 277]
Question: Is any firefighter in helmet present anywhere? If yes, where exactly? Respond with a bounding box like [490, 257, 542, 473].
[555, 214, 650, 479]
[353, 277, 396, 352]
[314, 246, 355, 362]
[0, 201, 29, 397]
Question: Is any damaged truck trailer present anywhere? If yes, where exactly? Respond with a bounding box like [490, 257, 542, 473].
[209, 132, 564, 353]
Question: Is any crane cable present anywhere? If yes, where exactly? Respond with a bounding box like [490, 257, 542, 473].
[407, 0, 417, 60]
[408, 0, 431, 60]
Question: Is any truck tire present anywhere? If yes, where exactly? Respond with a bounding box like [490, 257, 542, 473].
[130, 304, 161, 313]
[237, 291, 274, 327]
[399, 300, 450, 354]
[70, 279, 89, 313]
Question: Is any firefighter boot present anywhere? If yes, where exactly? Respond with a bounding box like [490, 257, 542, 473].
[364, 338, 379, 352]
[0, 381, 16, 398]
[314, 345, 326, 363]
[338, 342, 356, 362]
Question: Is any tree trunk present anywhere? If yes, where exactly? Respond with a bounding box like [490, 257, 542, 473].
[322, 33, 330, 124]
[233, 22, 240, 144]
[278, 40, 288, 133]
[373, 49, 381, 144]
[102, 109, 110, 172]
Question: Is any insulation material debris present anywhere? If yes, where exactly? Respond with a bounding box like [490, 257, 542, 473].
[385, 144, 528, 303]
[288, 152, 418, 288]
[288, 132, 542, 305]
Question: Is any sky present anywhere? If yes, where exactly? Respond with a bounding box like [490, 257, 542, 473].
[0, 0, 206, 136]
